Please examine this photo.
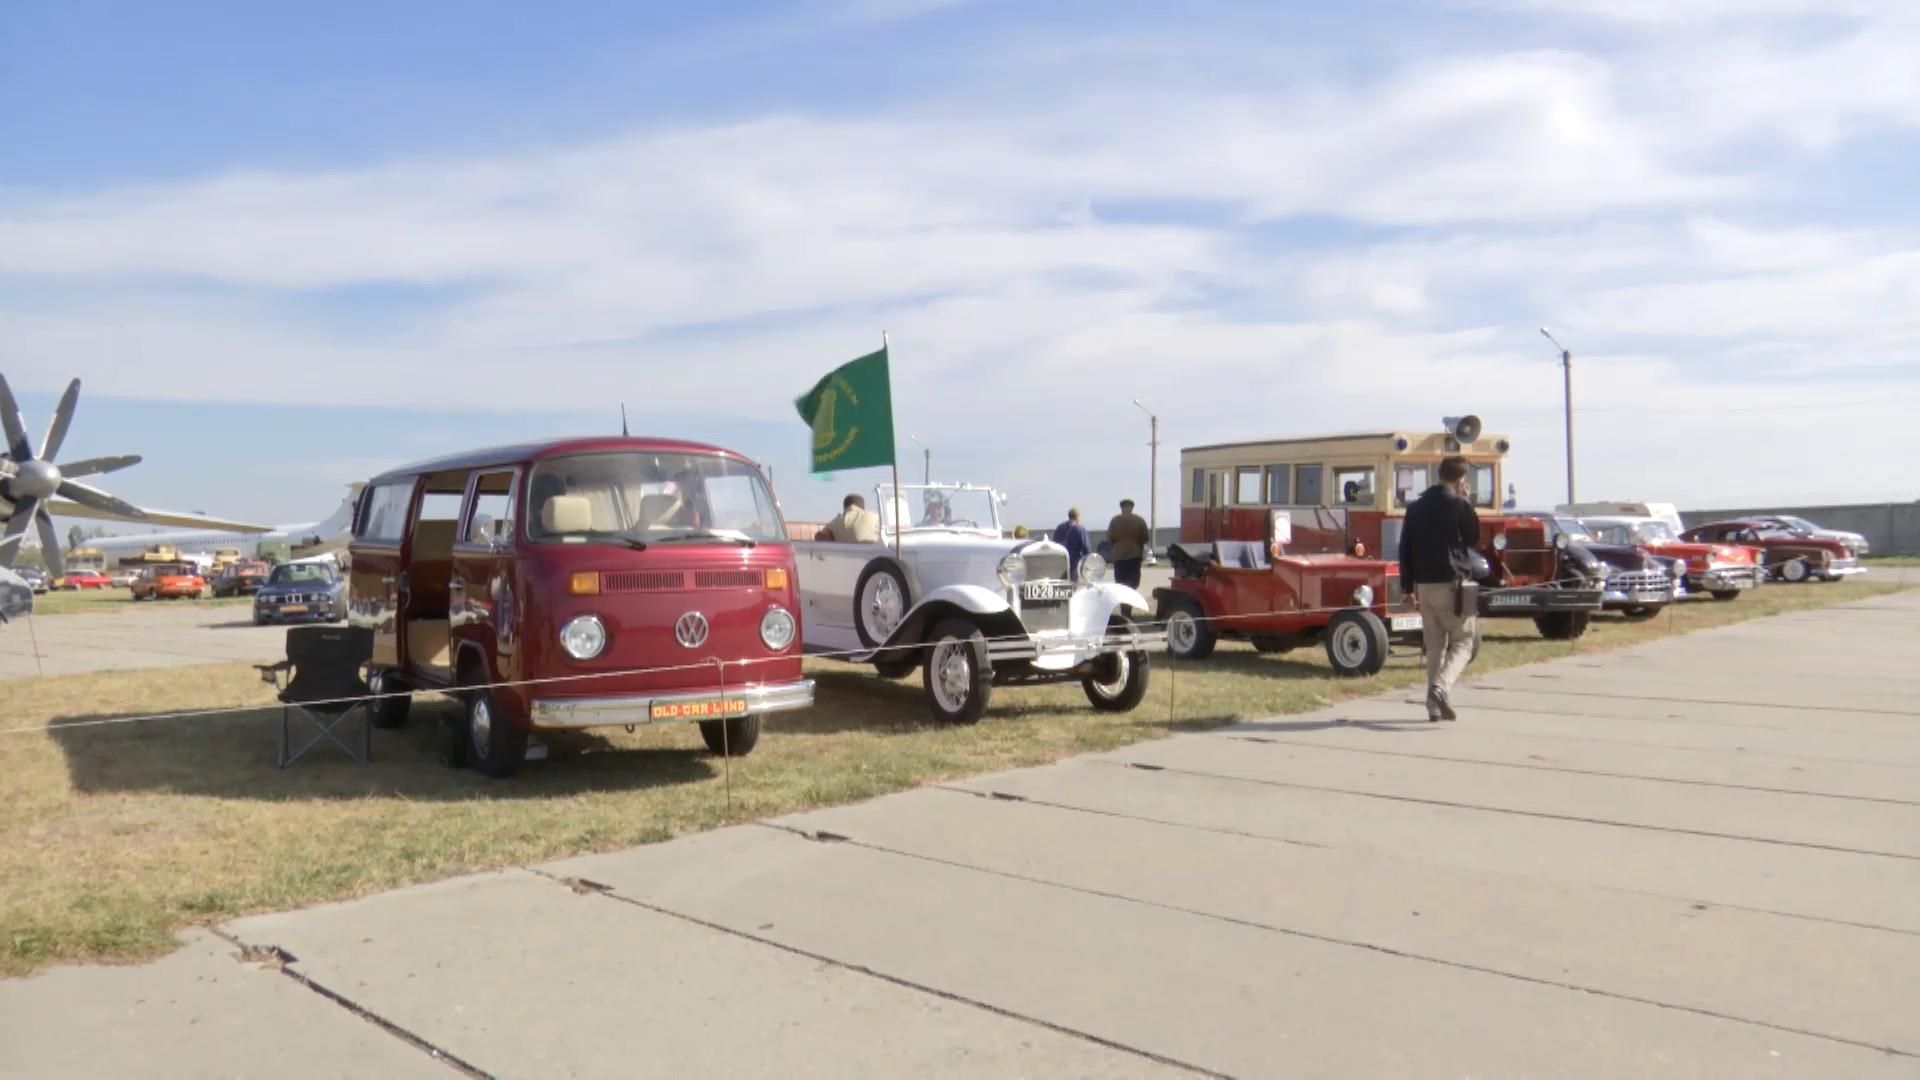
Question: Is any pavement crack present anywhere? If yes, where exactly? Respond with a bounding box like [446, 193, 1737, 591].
[786, 829, 1917, 1061]
[522, 867, 1224, 1078]
[209, 927, 491, 1078]
[1211, 736, 1920, 807]
[1090, 758, 1920, 863]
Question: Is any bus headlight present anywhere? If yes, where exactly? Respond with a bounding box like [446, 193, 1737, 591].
[1078, 553, 1108, 584]
[997, 553, 1026, 588]
[560, 615, 607, 660]
[1353, 585, 1374, 607]
[760, 607, 796, 651]
[1492, 532, 1509, 552]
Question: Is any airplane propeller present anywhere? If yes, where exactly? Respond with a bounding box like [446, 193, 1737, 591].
[1, 374, 146, 580]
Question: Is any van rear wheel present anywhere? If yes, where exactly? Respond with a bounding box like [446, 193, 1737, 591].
[699, 716, 761, 757]
[367, 668, 412, 729]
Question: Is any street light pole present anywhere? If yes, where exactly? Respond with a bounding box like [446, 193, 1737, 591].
[1540, 328, 1575, 505]
[908, 435, 929, 484]
[1132, 398, 1159, 556]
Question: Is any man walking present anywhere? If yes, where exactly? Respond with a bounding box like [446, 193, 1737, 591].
[1052, 508, 1092, 579]
[1105, 499, 1150, 588]
[1398, 455, 1480, 721]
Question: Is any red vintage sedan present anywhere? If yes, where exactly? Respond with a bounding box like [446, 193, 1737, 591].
[1681, 520, 1863, 583]
[59, 570, 112, 590]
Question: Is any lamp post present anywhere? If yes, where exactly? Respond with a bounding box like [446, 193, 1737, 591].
[908, 435, 930, 485]
[1539, 327, 1575, 505]
[1131, 398, 1159, 556]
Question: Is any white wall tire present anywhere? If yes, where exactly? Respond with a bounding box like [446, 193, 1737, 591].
[1083, 616, 1152, 712]
[1780, 558, 1809, 583]
[853, 561, 910, 649]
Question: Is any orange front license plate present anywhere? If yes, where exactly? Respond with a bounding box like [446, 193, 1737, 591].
[650, 697, 749, 722]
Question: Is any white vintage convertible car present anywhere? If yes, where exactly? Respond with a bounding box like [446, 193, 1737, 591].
[794, 483, 1156, 724]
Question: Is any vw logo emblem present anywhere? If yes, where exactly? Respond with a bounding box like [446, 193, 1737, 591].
[674, 611, 710, 649]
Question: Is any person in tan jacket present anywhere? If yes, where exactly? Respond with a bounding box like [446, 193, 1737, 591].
[816, 494, 880, 543]
[1106, 499, 1151, 588]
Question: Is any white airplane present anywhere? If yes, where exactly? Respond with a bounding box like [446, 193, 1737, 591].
[3, 372, 271, 581]
[81, 484, 363, 564]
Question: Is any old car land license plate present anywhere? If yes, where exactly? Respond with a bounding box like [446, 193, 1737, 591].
[1021, 581, 1072, 602]
[1488, 593, 1534, 608]
[651, 697, 749, 722]
[1389, 614, 1422, 632]
[281, 604, 309, 613]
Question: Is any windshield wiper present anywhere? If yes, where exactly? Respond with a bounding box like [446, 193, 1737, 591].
[653, 530, 756, 547]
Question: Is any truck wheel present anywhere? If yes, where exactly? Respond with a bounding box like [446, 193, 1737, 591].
[1325, 610, 1390, 676]
[1708, 590, 1739, 601]
[367, 668, 412, 729]
[923, 617, 992, 725]
[1083, 616, 1151, 712]
[853, 561, 911, 649]
[1534, 611, 1591, 640]
[1621, 604, 1663, 621]
[1160, 598, 1216, 660]
[700, 716, 761, 757]
[1780, 558, 1809, 583]
[873, 656, 918, 679]
[466, 684, 528, 778]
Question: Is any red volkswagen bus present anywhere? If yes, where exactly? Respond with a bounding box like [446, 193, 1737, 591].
[348, 437, 811, 777]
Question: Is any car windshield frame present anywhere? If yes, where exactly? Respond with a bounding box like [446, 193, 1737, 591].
[525, 450, 786, 547]
[875, 483, 1003, 537]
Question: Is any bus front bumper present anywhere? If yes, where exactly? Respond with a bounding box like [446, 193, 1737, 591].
[529, 679, 815, 730]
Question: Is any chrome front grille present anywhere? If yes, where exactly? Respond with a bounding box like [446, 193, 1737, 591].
[1021, 599, 1070, 634]
[1607, 570, 1670, 592]
[1023, 551, 1069, 581]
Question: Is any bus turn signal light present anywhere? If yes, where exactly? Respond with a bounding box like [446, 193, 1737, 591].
[569, 572, 601, 595]
[764, 567, 789, 590]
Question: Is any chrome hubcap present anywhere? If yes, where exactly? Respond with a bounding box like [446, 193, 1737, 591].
[471, 697, 492, 756]
[863, 576, 904, 639]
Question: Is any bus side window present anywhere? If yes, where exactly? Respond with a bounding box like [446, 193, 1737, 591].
[1295, 464, 1324, 506]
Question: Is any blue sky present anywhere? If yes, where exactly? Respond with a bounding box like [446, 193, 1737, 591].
[5, 0, 1919, 534]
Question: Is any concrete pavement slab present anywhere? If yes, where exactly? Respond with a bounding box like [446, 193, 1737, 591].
[543, 826, 1912, 1078]
[1445, 686, 1920, 738]
[0, 604, 286, 679]
[1183, 720, 1920, 803]
[774, 787, 1920, 1055]
[1100, 735, 1920, 857]
[946, 760, 1920, 933]
[223, 869, 1186, 1080]
[0, 929, 450, 1079]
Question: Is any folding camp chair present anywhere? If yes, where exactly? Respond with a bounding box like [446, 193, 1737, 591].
[255, 625, 376, 767]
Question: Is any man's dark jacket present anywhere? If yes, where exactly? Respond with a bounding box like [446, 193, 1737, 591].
[1398, 485, 1481, 588]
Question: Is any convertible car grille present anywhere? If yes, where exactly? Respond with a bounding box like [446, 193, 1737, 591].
[1023, 551, 1070, 582]
[1021, 598, 1070, 635]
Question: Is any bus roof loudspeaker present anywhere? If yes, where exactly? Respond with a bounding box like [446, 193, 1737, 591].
[1394, 437, 1410, 451]
[1451, 415, 1482, 445]
[1495, 438, 1511, 453]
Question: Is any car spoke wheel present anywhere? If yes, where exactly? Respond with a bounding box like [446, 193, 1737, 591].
[853, 562, 911, 649]
[921, 617, 991, 725]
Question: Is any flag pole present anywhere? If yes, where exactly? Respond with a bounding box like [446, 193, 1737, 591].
[884, 330, 901, 560]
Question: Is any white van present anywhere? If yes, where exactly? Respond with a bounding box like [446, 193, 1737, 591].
[1557, 501, 1684, 535]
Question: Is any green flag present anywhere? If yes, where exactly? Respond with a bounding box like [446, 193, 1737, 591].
[794, 346, 896, 474]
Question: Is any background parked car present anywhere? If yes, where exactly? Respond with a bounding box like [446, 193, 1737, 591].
[252, 561, 348, 625]
[1681, 520, 1862, 583]
[211, 560, 271, 597]
[18, 566, 51, 594]
[1751, 514, 1871, 558]
[129, 564, 206, 601]
[109, 569, 141, 587]
[60, 570, 112, 590]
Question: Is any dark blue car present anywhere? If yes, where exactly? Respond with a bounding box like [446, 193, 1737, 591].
[252, 560, 348, 625]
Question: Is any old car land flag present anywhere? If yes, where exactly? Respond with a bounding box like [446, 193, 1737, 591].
[794, 346, 896, 474]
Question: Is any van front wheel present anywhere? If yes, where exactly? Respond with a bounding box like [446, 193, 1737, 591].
[700, 716, 761, 757]
[466, 686, 527, 779]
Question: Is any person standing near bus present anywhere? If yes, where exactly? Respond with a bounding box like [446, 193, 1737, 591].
[1105, 499, 1150, 588]
[1398, 455, 1480, 721]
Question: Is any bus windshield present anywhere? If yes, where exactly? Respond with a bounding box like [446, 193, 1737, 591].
[527, 452, 784, 545]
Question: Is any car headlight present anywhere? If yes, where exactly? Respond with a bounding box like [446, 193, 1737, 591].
[1078, 553, 1108, 584]
[1352, 584, 1374, 607]
[760, 606, 796, 651]
[559, 615, 607, 660]
[1552, 533, 1570, 551]
[1492, 532, 1508, 552]
[997, 553, 1026, 588]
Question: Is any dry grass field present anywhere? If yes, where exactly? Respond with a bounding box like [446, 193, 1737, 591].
[1, 579, 1906, 977]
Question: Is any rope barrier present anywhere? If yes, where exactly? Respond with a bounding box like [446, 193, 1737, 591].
[0, 563, 1803, 739]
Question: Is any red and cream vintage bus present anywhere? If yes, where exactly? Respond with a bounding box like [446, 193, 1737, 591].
[1179, 419, 1604, 638]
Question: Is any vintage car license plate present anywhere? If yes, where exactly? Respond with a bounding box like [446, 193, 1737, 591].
[1021, 581, 1072, 602]
[280, 604, 309, 613]
[1487, 593, 1536, 609]
[1389, 615, 1422, 632]
[650, 697, 749, 722]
